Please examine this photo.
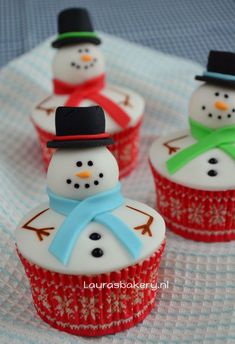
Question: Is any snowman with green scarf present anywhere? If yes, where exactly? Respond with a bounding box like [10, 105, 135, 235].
[150, 51, 235, 190]
[16, 106, 165, 274]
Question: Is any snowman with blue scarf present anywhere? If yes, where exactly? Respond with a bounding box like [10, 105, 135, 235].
[16, 106, 165, 274]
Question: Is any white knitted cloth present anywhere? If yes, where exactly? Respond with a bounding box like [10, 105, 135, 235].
[0, 33, 234, 344]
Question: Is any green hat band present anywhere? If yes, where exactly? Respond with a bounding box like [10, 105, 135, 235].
[57, 32, 98, 41]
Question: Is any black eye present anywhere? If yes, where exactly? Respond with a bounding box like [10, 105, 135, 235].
[85, 48, 89, 53]
[202, 106, 206, 110]
[71, 62, 75, 66]
[232, 109, 235, 112]
[78, 49, 82, 53]
[99, 173, 103, 178]
[76, 161, 82, 167]
[66, 179, 72, 184]
[224, 94, 229, 98]
[215, 92, 219, 96]
[88, 161, 93, 166]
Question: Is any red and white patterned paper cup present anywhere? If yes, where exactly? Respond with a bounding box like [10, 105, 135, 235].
[17, 240, 165, 337]
[150, 162, 235, 242]
[32, 118, 143, 179]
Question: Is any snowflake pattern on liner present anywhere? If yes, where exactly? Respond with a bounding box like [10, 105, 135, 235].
[29, 277, 156, 323]
[157, 192, 230, 227]
[53, 295, 75, 319]
[207, 204, 227, 226]
[188, 203, 205, 225]
[170, 198, 185, 221]
[16, 239, 165, 337]
[26, 259, 162, 324]
[79, 295, 100, 321]
[106, 292, 131, 317]
[33, 287, 51, 311]
[157, 190, 169, 209]
[154, 171, 235, 237]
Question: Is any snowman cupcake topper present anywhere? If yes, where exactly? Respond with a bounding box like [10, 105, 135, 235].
[167, 51, 235, 175]
[46, 106, 141, 264]
[32, 7, 145, 177]
[52, 8, 103, 86]
[18, 105, 165, 272]
[50, 7, 130, 129]
[16, 106, 165, 335]
[149, 50, 235, 242]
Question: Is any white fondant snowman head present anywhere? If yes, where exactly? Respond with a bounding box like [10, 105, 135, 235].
[52, 43, 105, 85]
[47, 147, 119, 200]
[189, 83, 235, 128]
[47, 106, 118, 200]
[191, 51, 235, 128]
[51, 8, 104, 85]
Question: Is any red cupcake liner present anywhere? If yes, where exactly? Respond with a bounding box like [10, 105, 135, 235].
[32, 118, 143, 179]
[150, 162, 235, 242]
[17, 241, 165, 337]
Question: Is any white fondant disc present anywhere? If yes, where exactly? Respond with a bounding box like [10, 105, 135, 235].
[149, 129, 235, 191]
[16, 199, 165, 275]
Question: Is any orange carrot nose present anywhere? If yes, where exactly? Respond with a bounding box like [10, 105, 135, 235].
[81, 54, 92, 62]
[214, 101, 229, 111]
[75, 171, 91, 179]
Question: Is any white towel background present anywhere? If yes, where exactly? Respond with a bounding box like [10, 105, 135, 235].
[0, 33, 234, 343]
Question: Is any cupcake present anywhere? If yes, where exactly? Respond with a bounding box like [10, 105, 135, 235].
[149, 51, 235, 242]
[16, 106, 165, 336]
[31, 8, 145, 178]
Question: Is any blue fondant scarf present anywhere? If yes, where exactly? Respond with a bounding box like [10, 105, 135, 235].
[48, 183, 142, 265]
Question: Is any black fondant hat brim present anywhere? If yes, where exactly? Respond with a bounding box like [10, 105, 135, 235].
[47, 137, 114, 149]
[195, 75, 235, 88]
[52, 36, 101, 48]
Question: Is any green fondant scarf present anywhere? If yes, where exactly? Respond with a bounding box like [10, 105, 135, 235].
[167, 118, 235, 175]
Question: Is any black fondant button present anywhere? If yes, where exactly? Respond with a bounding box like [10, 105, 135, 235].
[91, 248, 103, 257]
[208, 158, 218, 164]
[89, 232, 101, 240]
[207, 170, 218, 177]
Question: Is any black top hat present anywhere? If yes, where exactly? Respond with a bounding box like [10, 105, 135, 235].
[195, 51, 235, 87]
[52, 8, 101, 48]
[47, 106, 114, 149]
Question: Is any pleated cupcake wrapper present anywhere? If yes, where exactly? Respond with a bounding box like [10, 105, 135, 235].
[17, 240, 165, 337]
[150, 161, 235, 242]
[32, 117, 143, 178]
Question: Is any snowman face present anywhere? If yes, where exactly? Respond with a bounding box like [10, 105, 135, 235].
[189, 83, 235, 128]
[47, 147, 119, 200]
[52, 43, 105, 84]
